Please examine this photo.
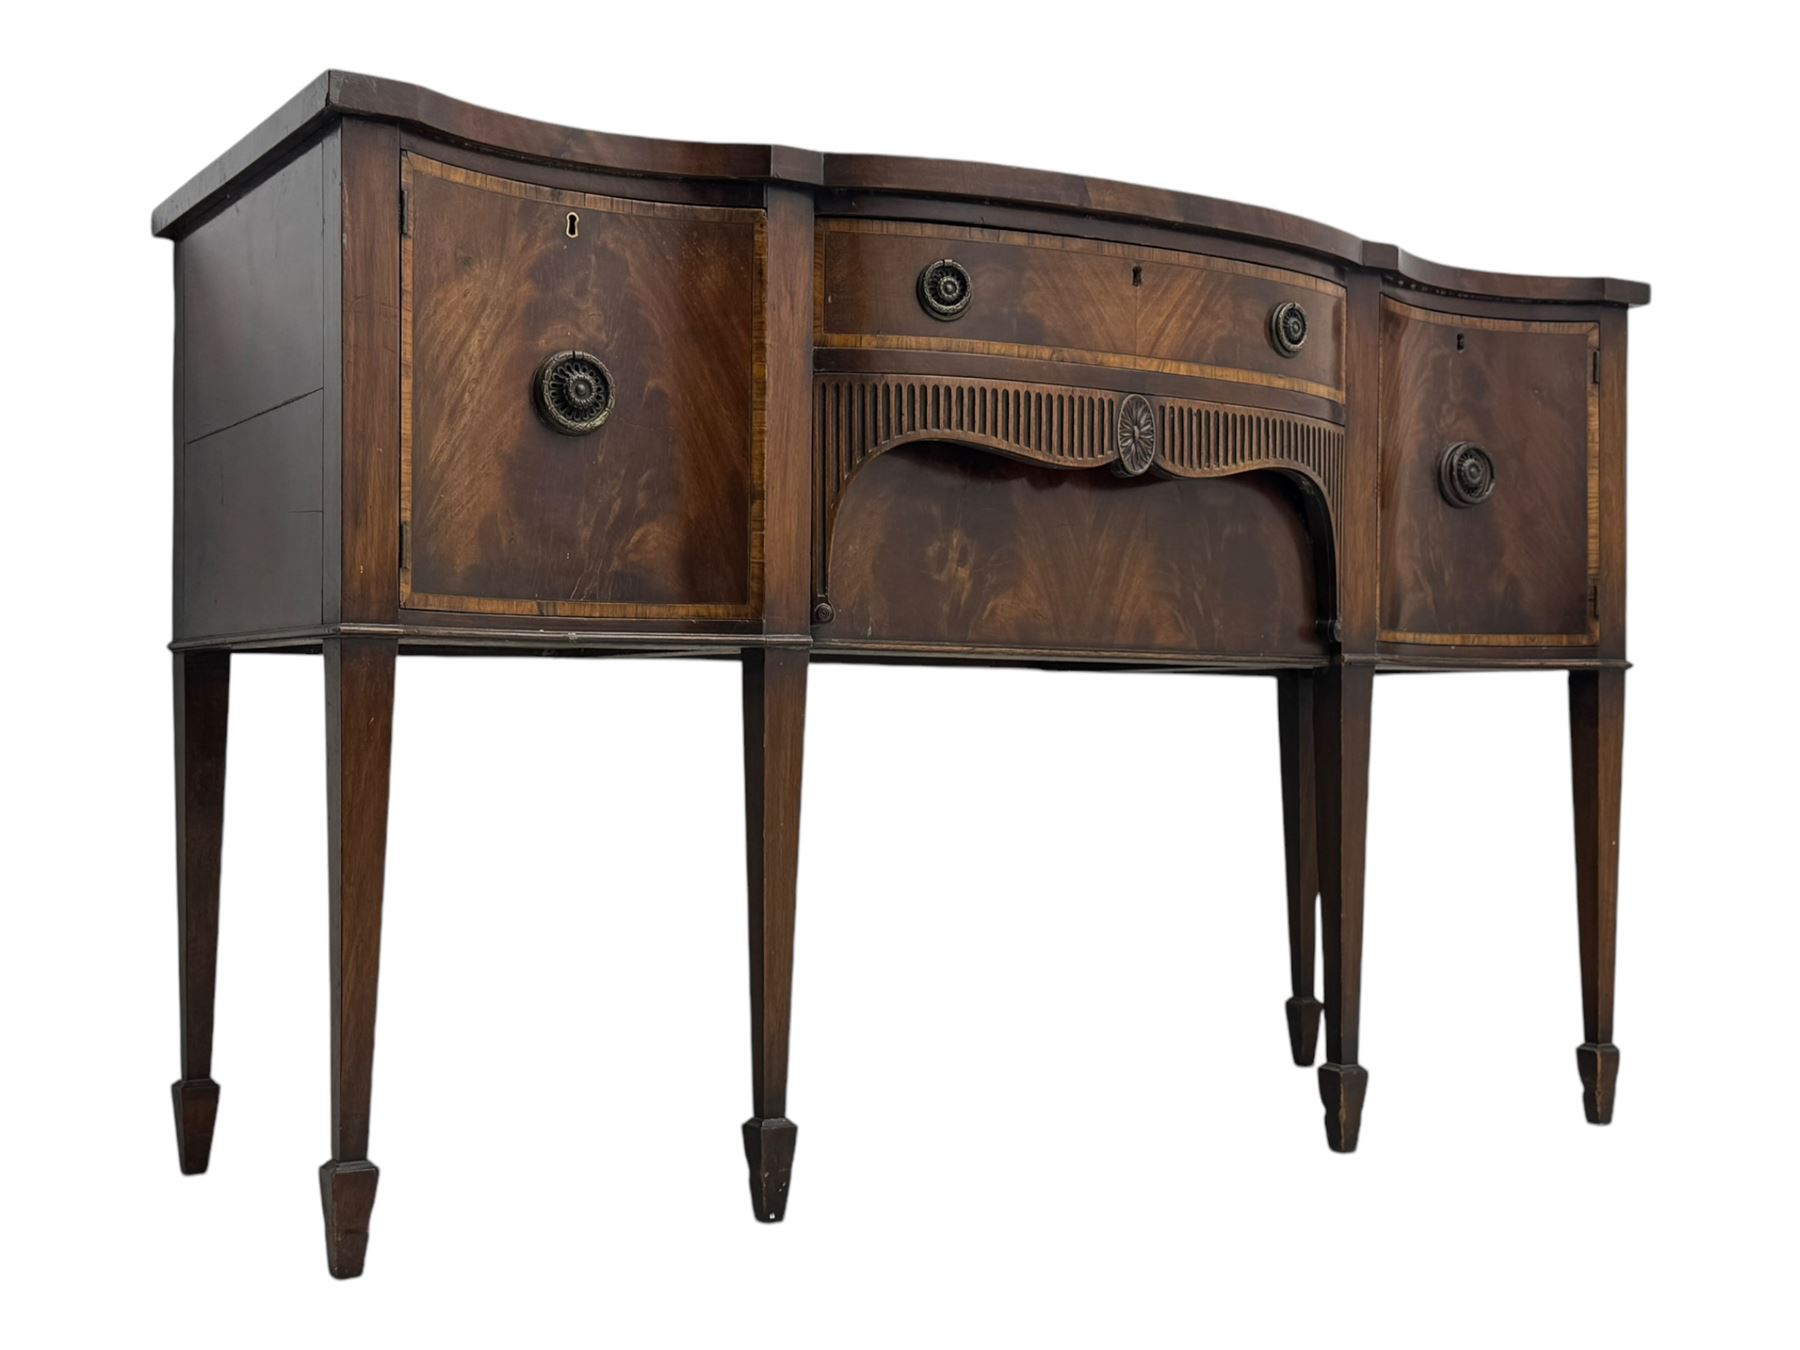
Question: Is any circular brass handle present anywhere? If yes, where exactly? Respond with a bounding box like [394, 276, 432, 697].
[1438, 441, 1496, 508]
[917, 258, 973, 321]
[1269, 301, 1308, 356]
[534, 350, 615, 435]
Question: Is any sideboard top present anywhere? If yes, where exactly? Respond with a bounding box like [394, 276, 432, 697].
[152, 71, 1649, 307]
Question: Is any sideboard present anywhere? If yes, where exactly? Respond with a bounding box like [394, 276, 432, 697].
[154, 72, 1644, 1277]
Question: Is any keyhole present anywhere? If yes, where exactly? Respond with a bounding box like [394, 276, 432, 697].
[566, 212, 580, 239]
[1131, 265, 1143, 288]
[1456, 332, 1466, 351]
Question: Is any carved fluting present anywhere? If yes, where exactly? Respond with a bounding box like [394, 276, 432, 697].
[1157, 401, 1344, 520]
[813, 374, 1344, 611]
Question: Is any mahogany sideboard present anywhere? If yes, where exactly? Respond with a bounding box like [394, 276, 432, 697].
[154, 72, 1645, 1277]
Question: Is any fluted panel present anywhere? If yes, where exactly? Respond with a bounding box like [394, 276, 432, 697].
[1157, 401, 1344, 520]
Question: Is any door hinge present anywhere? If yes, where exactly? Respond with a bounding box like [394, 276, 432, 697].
[1592, 349, 1601, 385]
[1588, 580, 1599, 619]
[400, 186, 411, 238]
[399, 521, 410, 571]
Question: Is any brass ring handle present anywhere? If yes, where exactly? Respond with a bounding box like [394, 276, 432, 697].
[534, 350, 615, 434]
[917, 258, 973, 321]
[1269, 301, 1308, 356]
[1438, 441, 1496, 507]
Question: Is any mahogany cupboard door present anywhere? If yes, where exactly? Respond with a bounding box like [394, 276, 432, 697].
[400, 153, 765, 618]
[1378, 297, 1600, 646]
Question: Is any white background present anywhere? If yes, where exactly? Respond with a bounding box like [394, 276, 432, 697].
[3, 3, 1794, 1344]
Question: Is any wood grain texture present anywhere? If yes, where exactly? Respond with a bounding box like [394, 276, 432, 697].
[818, 219, 1345, 401]
[742, 649, 806, 1222]
[324, 637, 395, 1178]
[759, 188, 815, 635]
[401, 154, 764, 618]
[813, 374, 1343, 626]
[1278, 671, 1322, 1067]
[1570, 668, 1625, 1124]
[1335, 273, 1383, 651]
[826, 443, 1324, 658]
[1378, 298, 1600, 645]
[1315, 662, 1373, 1151]
[336, 121, 403, 625]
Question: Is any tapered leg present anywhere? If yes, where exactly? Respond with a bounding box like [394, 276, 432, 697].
[1277, 672, 1322, 1066]
[742, 649, 807, 1222]
[1314, 663, 1373, 1152]
[172, 650, 230, 1175]
[318, 638, 396, 1278]
[1570, 669, 1625, 1124]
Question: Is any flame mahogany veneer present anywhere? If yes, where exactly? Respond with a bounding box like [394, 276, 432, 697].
[154, 73, 1644, 1277]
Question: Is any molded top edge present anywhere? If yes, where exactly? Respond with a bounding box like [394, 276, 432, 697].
[151, 71, 1649, 307]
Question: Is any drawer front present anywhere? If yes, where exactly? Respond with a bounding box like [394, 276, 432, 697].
[1379, 299, 1599, 645]
[817, 220, 1345, 403]
[401, 153, 763, 617]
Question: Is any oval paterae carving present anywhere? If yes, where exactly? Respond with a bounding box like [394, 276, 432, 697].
[917, 258, 973, 320]
[1114, 394, 1158, 477]
[1438, 441, 1496, 508]
[534, 350, 615, 435]
[1269, 300, 1308, 357]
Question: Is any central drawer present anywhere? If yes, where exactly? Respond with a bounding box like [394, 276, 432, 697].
[816, 219, 1345, 404]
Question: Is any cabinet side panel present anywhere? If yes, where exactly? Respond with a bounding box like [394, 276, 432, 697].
[182, 145, 325, 441]
[181, 393, 325, 636]
[172, 247, 185, 636]
[177, 144, 328, 641]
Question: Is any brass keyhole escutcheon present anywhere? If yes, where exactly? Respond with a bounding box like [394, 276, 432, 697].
[565, 211, 580, 239]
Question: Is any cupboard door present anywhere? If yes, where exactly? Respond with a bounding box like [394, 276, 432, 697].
[1379, 298, 1599, 645]
[402, 153, 764, 618]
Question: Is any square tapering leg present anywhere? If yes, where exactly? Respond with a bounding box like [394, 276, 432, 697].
[1570, 670, 1625, 1125]
[742, 649, 806, 1222]
[1277, 672, 1322, 1066]
[172, 650, 229, 1174]
[318, 638, 396, 1277]
[1314, 663, 1373, 1152]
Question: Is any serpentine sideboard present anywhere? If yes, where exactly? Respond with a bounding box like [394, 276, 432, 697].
[154, 72, 1644, 1277]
